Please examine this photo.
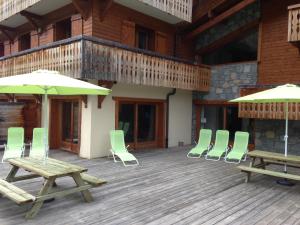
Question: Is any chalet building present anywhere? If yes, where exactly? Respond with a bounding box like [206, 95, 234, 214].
[0, 0, 299, 158]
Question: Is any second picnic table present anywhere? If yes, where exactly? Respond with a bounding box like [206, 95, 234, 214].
[0, 157, 106, 219]
[238, 150, 300, 183]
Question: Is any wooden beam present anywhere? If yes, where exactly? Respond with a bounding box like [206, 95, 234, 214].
[72, 0, 91, 21]
[193, 0, 228, 23]
[98, 80, 113, 108]
[20, 11, 43, 30]
[186, 0, 257, 39]
[197, 19, 259, 55]
[81, 95, 87, 108]
[99, 0, 113, 21]
[33, 95, 42, 104]
[0, 29, 14, 42]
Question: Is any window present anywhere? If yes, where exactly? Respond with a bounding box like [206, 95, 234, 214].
[55, 18, 72, 41]
[19, 33, 31, 51]
[135, 26, 154, 51]
[0, 43, 4, 57]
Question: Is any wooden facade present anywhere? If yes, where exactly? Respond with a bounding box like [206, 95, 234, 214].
[258, 0, 300, 85]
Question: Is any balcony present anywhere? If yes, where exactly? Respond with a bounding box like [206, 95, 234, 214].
[114, 0, 192, 23]
[0, 0, 71, 27]
[288, 4, 300, 44]
[0, 36, 210, 92]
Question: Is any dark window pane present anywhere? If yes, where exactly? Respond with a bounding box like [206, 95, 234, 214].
[62, 102, 72, 141]
[119, 104, 134, 143]
[137, 104, 156, 142]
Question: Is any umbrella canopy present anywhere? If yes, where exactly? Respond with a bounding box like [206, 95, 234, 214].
[0, 70, 110, 95]
[230, 84, 300, 172]
[0, 70, 111, 163]
[230, 84, 300, 103]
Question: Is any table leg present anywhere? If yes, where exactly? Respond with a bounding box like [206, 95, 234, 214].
[260, 158, 266, 169]
[245, 157, 256, 183]
[71, 172, 93, 202]
[25, 177, 56, 219]
[5, 165, 19, 182]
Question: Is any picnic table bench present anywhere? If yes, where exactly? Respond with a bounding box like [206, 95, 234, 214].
[237, 150, 300, 183]
[0, 157, 106, 219]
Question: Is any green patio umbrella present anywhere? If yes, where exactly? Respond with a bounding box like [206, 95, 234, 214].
[0, 70, 111, 163]
[230, 84, 300, 173]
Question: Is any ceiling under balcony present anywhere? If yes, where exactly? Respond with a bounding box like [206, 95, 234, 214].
[0, 0, 72, 28]
[114, 0, 192, 24]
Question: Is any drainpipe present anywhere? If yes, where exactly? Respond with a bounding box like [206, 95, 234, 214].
[166, 88, 176, 148]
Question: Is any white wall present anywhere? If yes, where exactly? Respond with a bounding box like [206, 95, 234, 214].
[168, 90, 193, 147]
[79, 83, 193, 159]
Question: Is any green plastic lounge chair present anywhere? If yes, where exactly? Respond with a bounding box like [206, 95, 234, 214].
[205, 130, 229, 161]
[110, 130, 139, 166]
[187, 129, 212, 158]
[30, 128, 48, 159]
[2, 127, 25, 163]
[225, 131, 249, 164]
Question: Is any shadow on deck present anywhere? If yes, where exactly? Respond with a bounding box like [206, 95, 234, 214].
[0, 146, 300, 225]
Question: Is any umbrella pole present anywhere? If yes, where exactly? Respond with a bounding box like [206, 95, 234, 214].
[277, 102, 294, 186]
[284, 102, 288, 172]
[44, 91, 48, 164]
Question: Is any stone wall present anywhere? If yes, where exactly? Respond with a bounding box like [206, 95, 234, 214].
[192, 62, 258, 141]
[255, 120, 300, 155]
[194, 61, 258, 101]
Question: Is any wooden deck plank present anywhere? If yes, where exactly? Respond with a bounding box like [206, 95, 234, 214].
[0, 147, 300, 224]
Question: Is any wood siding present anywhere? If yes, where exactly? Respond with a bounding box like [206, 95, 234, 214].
[91, 2, 176, 57]
[258, 0, 300, 85]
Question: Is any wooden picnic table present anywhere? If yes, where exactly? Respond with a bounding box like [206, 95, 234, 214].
[0, 157, 106, 219]
[238, 150, 300, 183]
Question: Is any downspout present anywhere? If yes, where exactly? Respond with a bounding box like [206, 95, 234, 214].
[166, 88, 177, 148]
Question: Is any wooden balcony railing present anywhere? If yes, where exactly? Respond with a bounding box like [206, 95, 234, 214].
[288, 4, 300, 43]
[239, 87, 300, 120]
[0, 0, 40, 22]
[0, 36, 210, 92]
[139, 0, 192, 22]
[239, 102, 300, 120]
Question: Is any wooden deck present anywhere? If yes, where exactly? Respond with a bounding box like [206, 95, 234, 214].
[1, 147, 300, 224]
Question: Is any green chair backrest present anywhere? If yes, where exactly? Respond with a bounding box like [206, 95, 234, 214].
[110, 130, 127, 153]
[197, 129, 212, 149]
[118, 121, 123, 130]
[232, 131, 249, 153]
[7, 127, 24, 150]
[30, 128, 47, 158]
[214, 130, 229, 151]
[123, 122, 130, 136]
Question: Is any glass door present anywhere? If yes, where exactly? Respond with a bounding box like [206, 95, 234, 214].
[137, 104, 156, 143]
[118, 101, 161, 149]
[61, 101, 80, 153]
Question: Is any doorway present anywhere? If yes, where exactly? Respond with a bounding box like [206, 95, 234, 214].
[50, 98, 81, 154]
[115, 98, 165, 149]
